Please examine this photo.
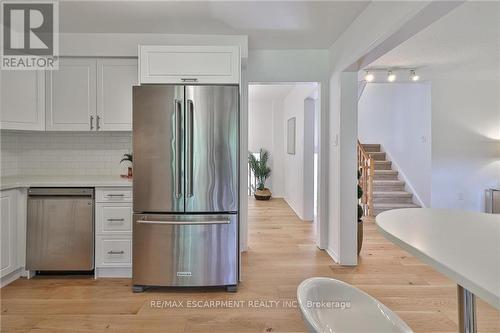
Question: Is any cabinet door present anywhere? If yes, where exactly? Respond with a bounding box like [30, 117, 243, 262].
[96, 59, 137, 131]
[139, 45, 240, 84]
[46, 58, 97, 131]
[0, 190, 17, 278]
[0, 70, 45, 130]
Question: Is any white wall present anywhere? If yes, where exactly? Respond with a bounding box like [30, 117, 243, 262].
[248, 98, 285, 197]
[0, 131, 131, 177]
[248, 84, 318, 211]
[358, 83, 432, 207]
[244, 49, 331, 249]
[304, 98, 315, 220]
[283, 84, 318, 220]
[327, 1, 449, 265]
[431, 78, 500, 212]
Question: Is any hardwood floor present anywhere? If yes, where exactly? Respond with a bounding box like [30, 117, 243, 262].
[1, 198, 499, 332]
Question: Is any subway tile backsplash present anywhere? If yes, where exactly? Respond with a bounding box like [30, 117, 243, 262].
[1, 131, 132, 177]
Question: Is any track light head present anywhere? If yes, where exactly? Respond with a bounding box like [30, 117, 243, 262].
[410, 70, 420, 81]
[364, 70, 374, 82]
[387, 70, 396, 82]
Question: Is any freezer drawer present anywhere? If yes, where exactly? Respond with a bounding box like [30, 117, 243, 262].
[132, 213, 238, 287]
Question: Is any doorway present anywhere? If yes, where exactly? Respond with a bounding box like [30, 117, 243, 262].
[247, 82, 321, 245]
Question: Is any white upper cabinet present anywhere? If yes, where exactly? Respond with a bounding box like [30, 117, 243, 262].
[0, 70, 45, 131]
[46, 58, 97, 131]
[45, 58, 136, 132]
[139, 45, 240, 84]
[96, 59, 137, 131]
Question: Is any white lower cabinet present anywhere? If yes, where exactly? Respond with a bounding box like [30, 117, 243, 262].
[96, 235, 132, 266]
[0, 189, 26, 287]
[95, 187, 132, 278]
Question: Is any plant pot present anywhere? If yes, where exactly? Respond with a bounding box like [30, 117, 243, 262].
[254, 188, 272, 201]
[357, 221, 363, 256]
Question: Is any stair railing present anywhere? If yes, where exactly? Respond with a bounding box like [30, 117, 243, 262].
[357, 140, 375, 217]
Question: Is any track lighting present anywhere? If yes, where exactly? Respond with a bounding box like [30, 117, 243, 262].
[364, 70, 374, 82]
[387, 71, 396, 82]
[410, 70, 419, 81]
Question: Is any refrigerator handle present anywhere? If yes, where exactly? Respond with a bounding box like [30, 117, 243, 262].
[137, 219, 230, 225]
[175, 99, 182, 198]
[186, 99, 194, 197]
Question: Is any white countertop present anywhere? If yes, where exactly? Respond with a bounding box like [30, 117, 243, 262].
[0, 175, 132, 190]
[376, 208, 500, 310]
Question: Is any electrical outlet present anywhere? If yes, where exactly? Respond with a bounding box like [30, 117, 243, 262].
[458, 192, 464, 201]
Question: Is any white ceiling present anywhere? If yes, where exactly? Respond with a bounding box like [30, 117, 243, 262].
[368, 2, 500, 79]
[59, 1, 369, 49]
[249, 84, 295, 101]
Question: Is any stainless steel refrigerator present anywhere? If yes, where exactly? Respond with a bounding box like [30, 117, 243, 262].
[132, 85, 239, 292]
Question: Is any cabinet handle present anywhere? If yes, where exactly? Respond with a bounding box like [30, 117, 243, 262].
[107, 218, 125, 222]
[181, 78, 198, 82]
[96, 115, 101, 130]
[90, 115, 94, 130]
[107, 250, 124, 255]
[106, 194, 125, 197]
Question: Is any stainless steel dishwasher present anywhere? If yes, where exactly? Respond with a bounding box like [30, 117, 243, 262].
[26, 188, 94, 271]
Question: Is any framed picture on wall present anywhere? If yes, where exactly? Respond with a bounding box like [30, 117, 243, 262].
[287, 117, 296, 155]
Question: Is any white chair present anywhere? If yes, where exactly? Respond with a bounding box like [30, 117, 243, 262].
[297, 277, 413, 333]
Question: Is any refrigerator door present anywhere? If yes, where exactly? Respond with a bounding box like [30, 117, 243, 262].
[133, 85, 184, 213]
[185, 85, 239, 213]
[132, 213, 238, 287]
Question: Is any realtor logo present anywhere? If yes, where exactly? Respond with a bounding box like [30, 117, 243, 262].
[1, 1, 59, 70]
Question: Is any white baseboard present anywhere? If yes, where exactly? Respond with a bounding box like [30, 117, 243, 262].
[0, 268, 22, 287]
[95, 267, 132, 278]
[284, 197, 306, 220]
[326, 247, 339, 264]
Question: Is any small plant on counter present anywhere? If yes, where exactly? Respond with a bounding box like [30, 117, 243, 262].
[120, 153, 133, 178]
[120, 153, 133, 164]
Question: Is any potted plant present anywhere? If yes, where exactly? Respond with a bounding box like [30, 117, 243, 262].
[120, 153, 133, 178]
[357, 169, 364, 255]
[248, 149, 272, 200]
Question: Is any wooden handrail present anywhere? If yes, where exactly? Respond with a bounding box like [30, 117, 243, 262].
[357, 140, 374, 217]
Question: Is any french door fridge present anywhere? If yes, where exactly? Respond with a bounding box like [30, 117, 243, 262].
[132, 85, 239, 292]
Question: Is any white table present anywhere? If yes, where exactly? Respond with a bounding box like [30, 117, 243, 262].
[376, 208, 500, 333]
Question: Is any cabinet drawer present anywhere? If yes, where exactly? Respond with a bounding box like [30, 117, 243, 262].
[96, 188, 132, 202]
[95, 235, 132, 267]
[96, 203, 132, 233]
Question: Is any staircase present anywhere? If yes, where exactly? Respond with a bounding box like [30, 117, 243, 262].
[362, 143, 420, 215]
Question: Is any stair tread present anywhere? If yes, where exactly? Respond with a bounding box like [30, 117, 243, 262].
[374, 170, 398, 173]
[375, 160, 391, 164]
[373, 180, 404, 184]
[373, 191, 412, 196]
[374, 203, 420, 208]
